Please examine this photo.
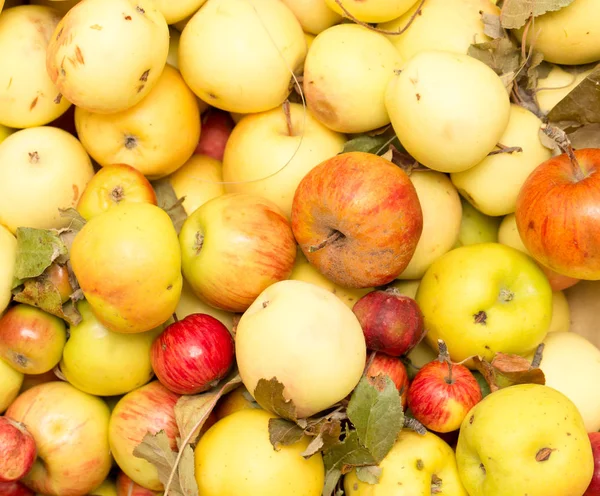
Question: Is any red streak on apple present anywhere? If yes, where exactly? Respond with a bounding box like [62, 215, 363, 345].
[0, 481, 35, 496]
[584, 432, 600, 496]
[116, 471, 161, 496]
[365, 353, 410, 409]
[0, 417, 37, 482]
[194, 109, 235, 161]
[150, 314, 234, 395]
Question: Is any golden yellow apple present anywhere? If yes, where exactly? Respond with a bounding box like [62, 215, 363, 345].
[46, 0, 170, 114]
[0, 225, 16, 315]
[179, 0, 306, 113]
[280, 0, 341, 34]
[222, 102, 346, 218]
[76, 64, 200, 180]
[0, 5, 71, 128]
[325, 0, 416, 23]
[89, 478, 118, 496]
[536, 65, 595, 114]
[0, 357, 22, 413]
[214, 385, 256, 420]
[0, 126, 94, 233]
[154, 0, 206, 24]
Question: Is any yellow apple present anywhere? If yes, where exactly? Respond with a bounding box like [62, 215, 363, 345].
[214, 385, 257, 420]
[0, 225, 16, 315]
[304, 24, 402, 133]
[70, 202, 182, 334]
[456, 384, 593, 496]
[0, 5, 71, 128]
[0, 124, 14, 143]
[89, 479, 118, 496]
[385, 50, 511, 173]
[280, 0, 341, 34]
[59, 300, 159, 396]
[222, 102, 346, 218]
[304, 32, 316, 50]
[168, 154, 225, 216]
[30, 0, 81, 16]
[379, 0, 500, 62]
[564, 281, 600, 344]
[0, 0, 4, 11]
[6, 381, 112, 496]
[451, 105, 552, 216]
[173, 279, 234, 330]
[536, 65, 595, 114]
[324, 0, 416, 23]
[154, 0, 206, 24]
[416, 243, 553, 363]
[236, 280, 366, 418]
[46, 0, 169, 114]
[179, 0, 306, 113]
[454, 197, 501, 247]
[397, 170, 462, 280]
[345, 430, 468, 496]
[0, 357, 22, 413]
[75, 64, 200, 180]
[386, 278, 420, 299]
[547, 290, 570, 333]
[0, 126, 94, 233]
[166, 26, 180, 69]
[195, 408, 324, 496]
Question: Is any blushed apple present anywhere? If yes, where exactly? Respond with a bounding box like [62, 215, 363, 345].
[0, 358, 22, 413]
[292, 151, 423, 288]
[195, 109, 234, 161]
[0, 481, 34, 496]
[116, 471, 161, 496]
[42, 263, 73, 304]
[365, 353, 410, 408]
[0, 417, 36, 482]
[584, 432, 600, 496]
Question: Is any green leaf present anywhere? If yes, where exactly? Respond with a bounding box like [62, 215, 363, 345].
[341, 135, 393, 155]
[253, 377, 298, 421]
[13, 228, 68, 281]
[500, 0, 575, 29]
[268, 418, 305, 450]
[152, 178, 188, 234]
[356, 465, 382, 485]
[346, 375, 404, 463]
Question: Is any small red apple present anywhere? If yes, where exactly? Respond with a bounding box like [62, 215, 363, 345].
[0, 417, 37, 482]
[291, 151, 423, 288]
[151, 313, 235, 395]
[0, 481, 35, 496]
[365, 353, 410, 409]
[116, 471, 161, 496]
[584, 432, 600, 496]
[194, 109, 235, 161]
[516, 146, 600, 281]
[407, 341, 482, 433]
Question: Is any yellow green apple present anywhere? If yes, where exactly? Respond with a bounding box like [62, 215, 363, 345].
[89, 478, 118, 496]
[0, 358, 22, 413]
[280, 0, 341, 34]
[386, 279, 421, 299]
[547, 290, 570, 333]
[325, 0, 416, 23]
[456, 384, 594, 496]
[214, 385, 257, 420]
[454, 197, 500, 247]
[0, 224, 16, 315]
[70, 202, 182, 334]
[416, 243, 553, 363]
[536, 65, 595, 114]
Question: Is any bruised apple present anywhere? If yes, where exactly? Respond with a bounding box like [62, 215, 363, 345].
[291, 151, 423, 288]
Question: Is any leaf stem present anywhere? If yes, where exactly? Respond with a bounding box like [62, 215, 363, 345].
[403, 416, 427, 435]
[308, 230, 344, 253]
[531, 343, 545, 368]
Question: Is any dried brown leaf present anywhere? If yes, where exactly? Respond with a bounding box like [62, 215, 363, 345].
[500, 0, 575, 30]
[491, 352, 546, 386]
[254, 377, 298, 421]
[268, 418, 305, 450]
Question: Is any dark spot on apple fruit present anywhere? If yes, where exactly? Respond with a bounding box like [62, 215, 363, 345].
[140, 69, 150, 82]
[431, 474, 443, 493]
[469, 414, 475, 424]
[416, 459, 424, 470]
[28, 151, 40, 164]
[124, 135, 138, 149]
[54, 93, 63, 104]
[262, 300, 270, 309]
[12, 353, 28, 368]
[124, 15, 132, 20]
[166, 284, 173, 290]
[136, 6, 145, 14]
[473, 310, 487, 325]
[528, 220, 535, 230]
[535, 447, 555, 462]
[416, 93, 421, 101]
[194, 232, 204, 255]
[479, 463, 486, 475]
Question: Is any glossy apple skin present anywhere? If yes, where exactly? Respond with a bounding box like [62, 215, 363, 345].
[584, 432, 600, 496]
[365, 353, 410, 409]
[0, 481, 35, 496]
[353, 288, 425, 356]
[0, 417, 36, 482]
[516, 149, 600, 280]
[43, 263, 73, 304]
[194, 109, 235, 160]
[151, 313, 234, 395]
[407, 360, 482, 433]
[0, 304, 67, 374]
[116, 471, 161, 496]
[291, 151, 423, 288]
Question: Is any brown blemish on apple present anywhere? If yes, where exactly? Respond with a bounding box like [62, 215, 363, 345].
[54, 93, 63, 104]
[136, 6, 146, 14]
[479, 463, 486, 475]
[111, 185, 125, 203]
[208, 92, 218, 100]
[194, 232, 204, 255]
[431, 474, 443, 493]
[469, 414, 475, 424]
[7, 77, 12, 89]
[11, 352, 29, 369]
[137, 84, 145, 93]
[262, 300, 270, 308]
[304, 83, 338, 128]
[29, 97, 39, 111]
[56, 27, 64, 40]
[124, 135, 138, 149]
[139, 70, 150, 82]
[499, 288, 514, 302]
[124, 14, 132, 20]
[535, 447, 556, 462]
[28, 151, 40, 164]
[416, 93, 421, 101]
[166, 284, 173, 290]
[473, 311, 487, 325]
[74, 45, 85, 65]
[90, 24, 103, 30]
[416, 459, 424, 470]
[72, 184, 79, 202]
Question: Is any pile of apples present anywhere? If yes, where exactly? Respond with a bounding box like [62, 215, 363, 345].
[1, 0, 600, 495]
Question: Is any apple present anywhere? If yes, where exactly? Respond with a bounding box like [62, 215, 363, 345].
[352, 288, 425, 357]
[194, 109, 234, 161]
[584, 432, 600, 496]
[75, 64, 201, 180]
[179, 0, 306, 113]
[0, 481, 34, 496]
[416, 243, 553, 363]
[0, 358, 22, 413]
[153, 0, 206, 24]
[116, 471, 161, 496]
[0, 304, 67, 375]
[76, 164, 157, 221]
[324, 0, 415, 22]
[70, 202, 182, 334]
[292, 151, 423, 288]
[0, 417, 36, 482]
[0, 124, 14, 144]
[151, 313, 234, 395]
[222, 102, 346, 219]
[564, 280, 600, 340]
[6, 381, 112, 496]
[179, 193, 297, 312]
[19, 369, 58, 394]
[0, 126, 94, 233]
[108, 380, 180, 491]
[0, 224, 17, 315]
[280, 0, 341, 34]
[407, 346, 482, 433]
[173, 279, 234, 331]
[365, 353, 410, 408]
[89, 478, 118, 496]
[30, 0, 81, 17]
[515, 148, 600, 281]
[214, 385, 257, 420]
[46, 0, 169, 114]
[454, 197, 500, 247]
[547, 290, 571, 333]
[42, 263, 73, 304]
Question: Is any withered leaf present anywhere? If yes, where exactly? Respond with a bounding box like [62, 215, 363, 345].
[151, 178, 188, 234]
[468, 37, 521, 77]
[500, 0, 575, 30]
[13, 228, 68, 282]
[268, 418, 305, 450]
[491, 352, 546, 386]
[471, 356, 500, 393]
[178, 444, 200, 496]
[58, 207, 87, 233]
[356, 465, 383, 485]
[302, 412, 345, 459]
[254, 377, 298, 421]
[481, 12, 504, 40]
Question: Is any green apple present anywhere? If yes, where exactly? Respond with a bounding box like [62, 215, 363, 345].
[0, 124, 14, 143]
[59, 300, 159, 397]
[415, 243, 553, 363]
[0, 357, 23, 413]
[456, 384, 594, 496]
[454, 197, 500, 247]
[344, 429, 468, 495]
[0, 224, 16, 315]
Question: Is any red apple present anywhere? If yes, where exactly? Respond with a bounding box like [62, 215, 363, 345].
[116, 471, 161, 496]
[584, 432, 600, 496]
[516, 147, 600, 281]
[150, 313, 234, 395]
[0, 481, 35, 496]
[538, 262, 580, 291]
[291, 151, 423, 288]
[353, 288, 425, 357]
[0, 417, 36, 482]
[365, 353, 410, 409]
[194, 108, 235, 160]
[407, 343, 482, 433]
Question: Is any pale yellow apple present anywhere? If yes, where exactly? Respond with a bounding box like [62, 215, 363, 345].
[304, 32, 316, 50]
[280, 0, 341, 34]
[451, 105, 552, 216]
[179, 0, 306, 113]
[70, 203, 182, 334]
[385, 50, 511, 173]
[171, 279, 234, 331]
[222, 102, 346, 218]
[386, 278, 420, 298]
[76, 65, 200, 180]
[345, 430, 468, 496]
[547, 290, 570, 333]
[325, 0, 416, 23]
[397, 170, 462, 279]
[0, 357, 22, 413]
[536, 64, 595, 114]
[6, 381, 112, 496]
[0, 225, 16, 315]
[379, 0, 500, 62]
[168, 154, 225, 216]
[0, 5, 71, 128]
[0, 124, 14, 143]
[0, 0, 4, 12]
[46, 0, 170, 114]
[456, 384, 593, 496]
[236, 280, 366, 418]
[498, 213, 527, 253]
[0, 127, 94, 233]
[454, 197, 500, 247]
[167, 26, 181, 69]
[564, 281, 600, 345]
[30, 0, 81, 16]
[89, 479, 118, 496]
[154, 0, 206, 24]
[304, 24, 402, 133]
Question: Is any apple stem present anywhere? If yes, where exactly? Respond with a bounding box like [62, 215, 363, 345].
[531, 343, 545, 368]
[404, 416, 427, 435]
[540, 124, 585, 181]
[487, 143, 523, 156]
[282, 100, 294, 136]
[308, 230, 344, 253]
[437, 339, 454, 384]
[172, 312, 179, 323]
